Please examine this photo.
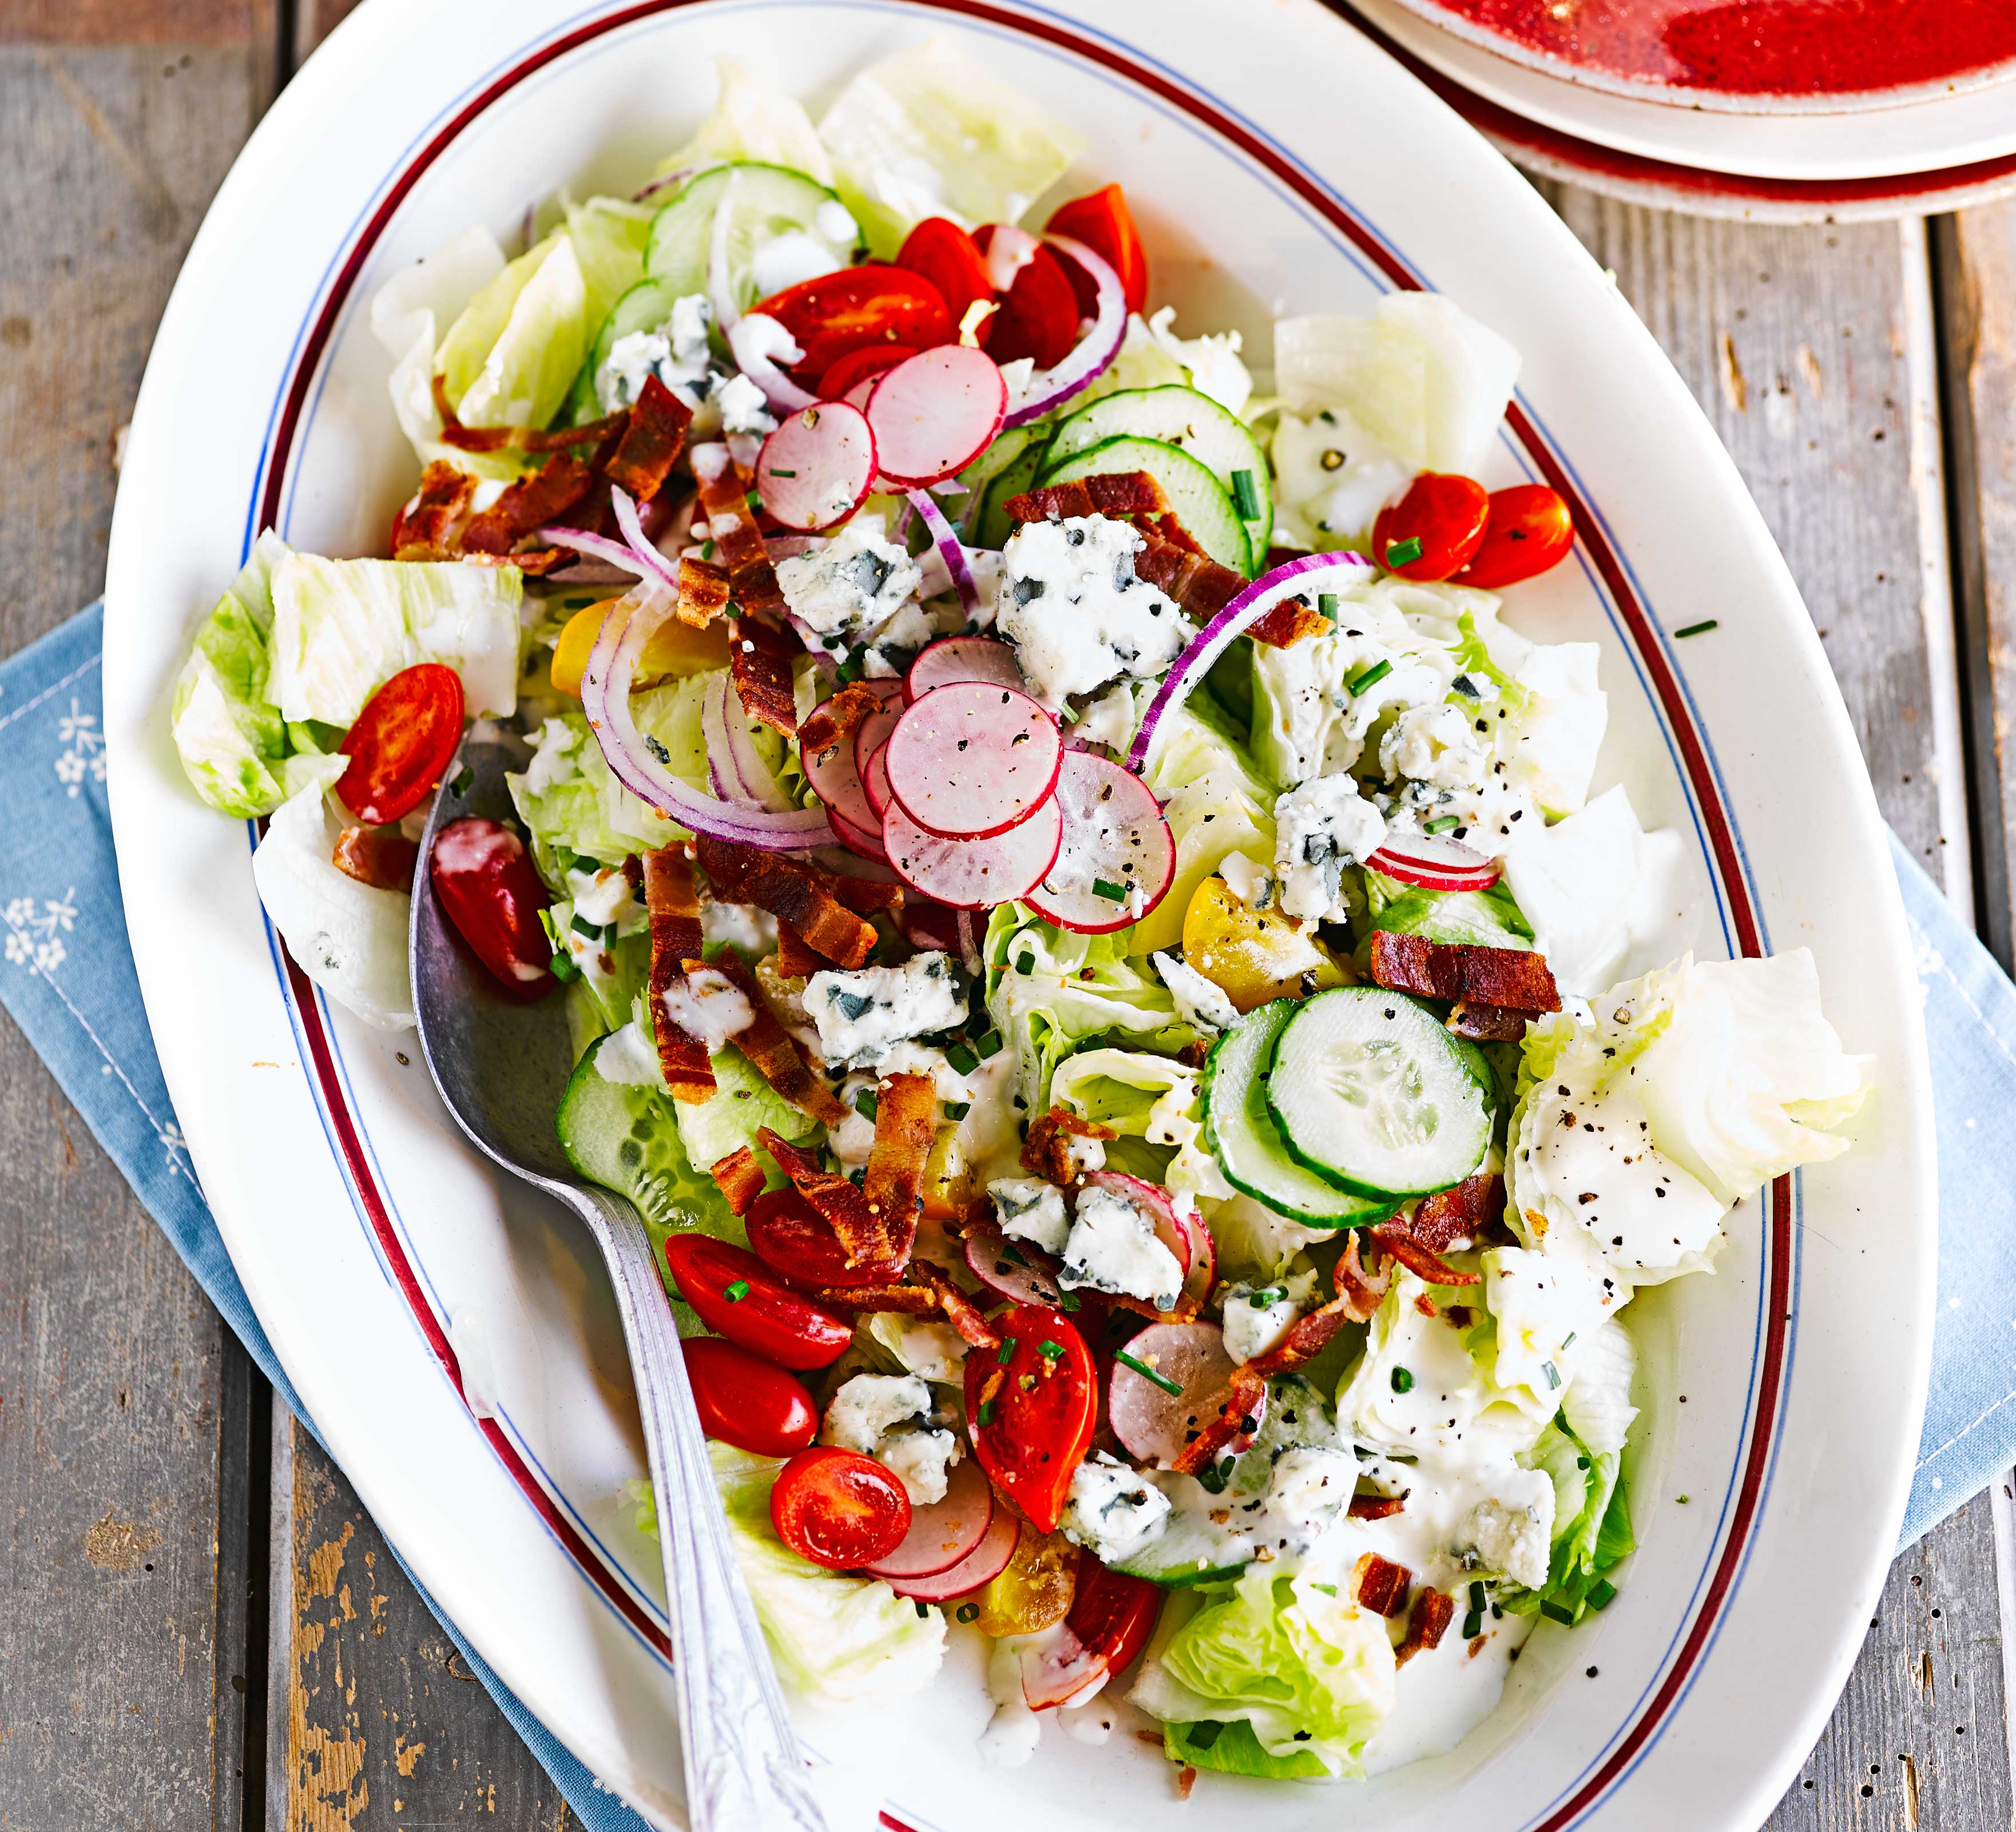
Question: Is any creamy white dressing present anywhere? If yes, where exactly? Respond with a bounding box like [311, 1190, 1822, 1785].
[979, 1635, 1043, 1767]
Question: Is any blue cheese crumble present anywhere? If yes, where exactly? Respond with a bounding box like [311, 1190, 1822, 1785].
[1149, 951, 1239, 1034]
[777, 512, 924, 647]
[1057, 1184, 1183, 1313]
[1061, 1451, 1172, 1564]
[597, 292, 716, 413]
[1273, 772, 1386, 923]
[1220, 1270, 1317, 1364]
[996, 515, 1193, 709]
[1452, 1467, 1556, 1589]
[820, 1372, 962, 1506]
[987, 1177, 1069, 1255]
[804, 951, 963, 1068]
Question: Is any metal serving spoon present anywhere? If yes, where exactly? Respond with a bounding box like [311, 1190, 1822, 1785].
[409, 740, 828, 1832]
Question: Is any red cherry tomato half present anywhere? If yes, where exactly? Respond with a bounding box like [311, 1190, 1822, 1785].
[336, 662, 465, 825]
[661, 1235, 854, 1370]
[1457, 484, 1577, 589]
[682, 1337, 819, 1457]
[975, 229, 1081, 371]
[818, 344, 915, 401]
[771, 1446, 912, 1569]
[1064, 1556, 1161, 1686]
[429, 817, 554, 999]
[752, 265, 954, 384]
[745, 1186, 902, 1290]
[1045, 184, 1149, 317]
[896, 218, 995, 347]
[1372, 472, 1493, 583]
[965, 1304, 1097, 1533]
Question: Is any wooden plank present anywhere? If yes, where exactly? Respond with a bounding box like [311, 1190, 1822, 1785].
[291, 0, 362, 63]
[1532, 182, 2008, 1832]
[267, 1412, 576, 1831]
[0, 21, 276, 1832]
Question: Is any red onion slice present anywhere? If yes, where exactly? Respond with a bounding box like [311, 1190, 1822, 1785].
[1001, 235, 1128, 431]
[1366, 833, 1501, 892]
[907, 489, 981, 617]
[578, 590, 834, 850]
[1109, 1321, 1263, 1468]
[1125, 552, 1376, 774]
[758, 402, 878, 532]
[701, 671, 795, 813]
[726, 312, 817, 414]
[608, 484, 683, 595]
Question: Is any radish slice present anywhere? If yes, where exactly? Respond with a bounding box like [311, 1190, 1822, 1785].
[866, 345, 1007, 487]
[860, 741, 895, 824]
[842, 373, 881, 412]
[904, 635, 1030, 706]
[802, 726, 879, 836]
[966, 1232, 1065, 1309]
[885, 682, 1062, 841]
[829, 804, 889, 864]
[1109, 1321, 1265, 1468]
[862, 1457, 995, 1581]
[1366, 832, 1501, 892]
[756, 403, 877, 532]
[1022, 752, 1176, 935]
[886, 1503, 1019, 1601]
[1176, 1209, 1217, 1306]
[1020, 1627, 1105, 1711]
[883, 794, 1062, 909]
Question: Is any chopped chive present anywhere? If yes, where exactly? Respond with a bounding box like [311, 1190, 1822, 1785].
[854, 1088, 879, 1122]
[1038, 1340, 1064, 1360]
[996, 1336, 1019, 1365]
[1672, 619, 1719, 639]
[1317, 591, 1338, 622]
[744, 488, 762, 510]
[724, 1279, 750, 1302]
[1349, 658, 1393, 696]
[1385, 535, 1424, 568]
[1463, 1610, 1482, 1639]
[1586, 1579, 1618, 1611]
[570, 913, 605, 939]
[1000, 1244, 1029, 1268]
[1542, 1360, 1561, 1390]
[1576, 1456, 1590, 1471]
[700, 539, 716, 561]
[1197, 1458, 1232, 1495]
[1059, 702, 1081, 724]
[945, 1042, 979, 1075]
[449, 765, 475, 797]
[547, 953, 580, 983]
[1310, 1583, 1338, 1597]
[1015, 952, 1035, 975]
[977, 1397, 996, 1426]
[975, 1028, 1003, 1059]
[769, 467, 798, 478]
[914, 1599, 929, 1618]
[1116, 1350, 1183, 1396]
[1562, 1332, 1577, 1349]
[1424, 814, 1459, 835]
[1469, 1580, 1487, 1614]
[1390, 1366, 1414, 1394]
[1229, 469, 1261, 522]
[956, 1602, 980, 1623]
[946, 1100, 971, 1120]
[1091, 877, 1128, 902]
[1187, 1720, 1225, 1750]
[1058, 1291, 1081, 1312]
[1539, 1600, 1577, 1626]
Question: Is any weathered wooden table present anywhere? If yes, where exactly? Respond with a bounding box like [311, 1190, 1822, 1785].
[3, 3, 2013, 1826]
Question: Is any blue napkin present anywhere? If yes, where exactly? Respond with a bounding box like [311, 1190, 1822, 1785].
[3, 605, 2010, 1803]
[0, 606, 652, 1832]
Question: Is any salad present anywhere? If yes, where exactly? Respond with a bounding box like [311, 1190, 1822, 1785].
[170, 42, 1872, 1791]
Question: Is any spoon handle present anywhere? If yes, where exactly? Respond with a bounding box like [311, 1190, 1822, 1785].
[562, 1182, 830, 1832]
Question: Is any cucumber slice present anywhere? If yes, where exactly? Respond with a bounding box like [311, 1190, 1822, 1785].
[555, 1035, 724, 1235]
[645, 162, 861, 313]
[1203, 999, 1391, 1227]
[1265, 988, 1491, 1199]
[970, 436, 1047, 550]
[1038, 435, 1252, 576]
[1108, 1500, 1249, 1589]
[1045, 384, 1272, 558]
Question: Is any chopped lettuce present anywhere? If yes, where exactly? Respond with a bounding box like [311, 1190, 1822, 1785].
[437, 232, 589, 433]
[1134, 699, 1276, 956]
[1132, 1564, 1396, 1778]
[172, 585, 291, 817]
[1165, 1716, 1331, 1781]
[369, 225, 516, 478]
[634, 1444, 946, 1706]
[1359, 867, 1533, 951]
[816, 38, 1085, 255]
[656, 55, 834, 185]
[266, 554, 523, 726]
[983, 905, 1184, 1112]
[1049, 1047, 1232, 1203]
[676, 1043, 820, 1172]
[1502, 1415, 1633, 1627]
[562, 193, 653, 336]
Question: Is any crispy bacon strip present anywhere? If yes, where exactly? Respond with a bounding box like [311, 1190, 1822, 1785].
[1396, 1588, 1455, 1666]
[1368, 1222, 1480, 1287]
[430, 372, 624, 455]
[676, 557, 733, 627]
[774, 922, 824, 979]
[1244, 1290, 1363, 1378]
[1348, 1491, 1408, 1521]
[1168, 1367, 1268, 1477]
[1331, 1231, 1393, 1323]
[813, 1281, 940, 1316]
[729, 614, 800, 737]
[828, 876, 903, 917]
[710, 1146, 767, 1218]
[1005, 471, 1169, 522]
[1447, 1002, 1531, 1042]
[706, 956, 846, 1124]
[332, 826, 419, 890]
[695, 837, 878, 968]
[1407, 1173, 1503, 1253]
[641, 848, 715, 1103]
[1248, 594, 1330, 649]
[910, 1260, 1001, 1349]
[760, 1127, 893, 1266]
[1020, 1108, 1118, 1187]
[1106, 1289, 1205, 1326]
[391, 460, 475, 555]
[603, 375, 692, 503]
[461, 454, 596, 555]
[691, 441, 785, 614]
[1354, 1554, 1412, 1620]
[1367, 931, 1561, 1015]
[1130, 534, 1245, 620]
[863, 1072, 936, 1265]
[797, 681, 883, 757]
